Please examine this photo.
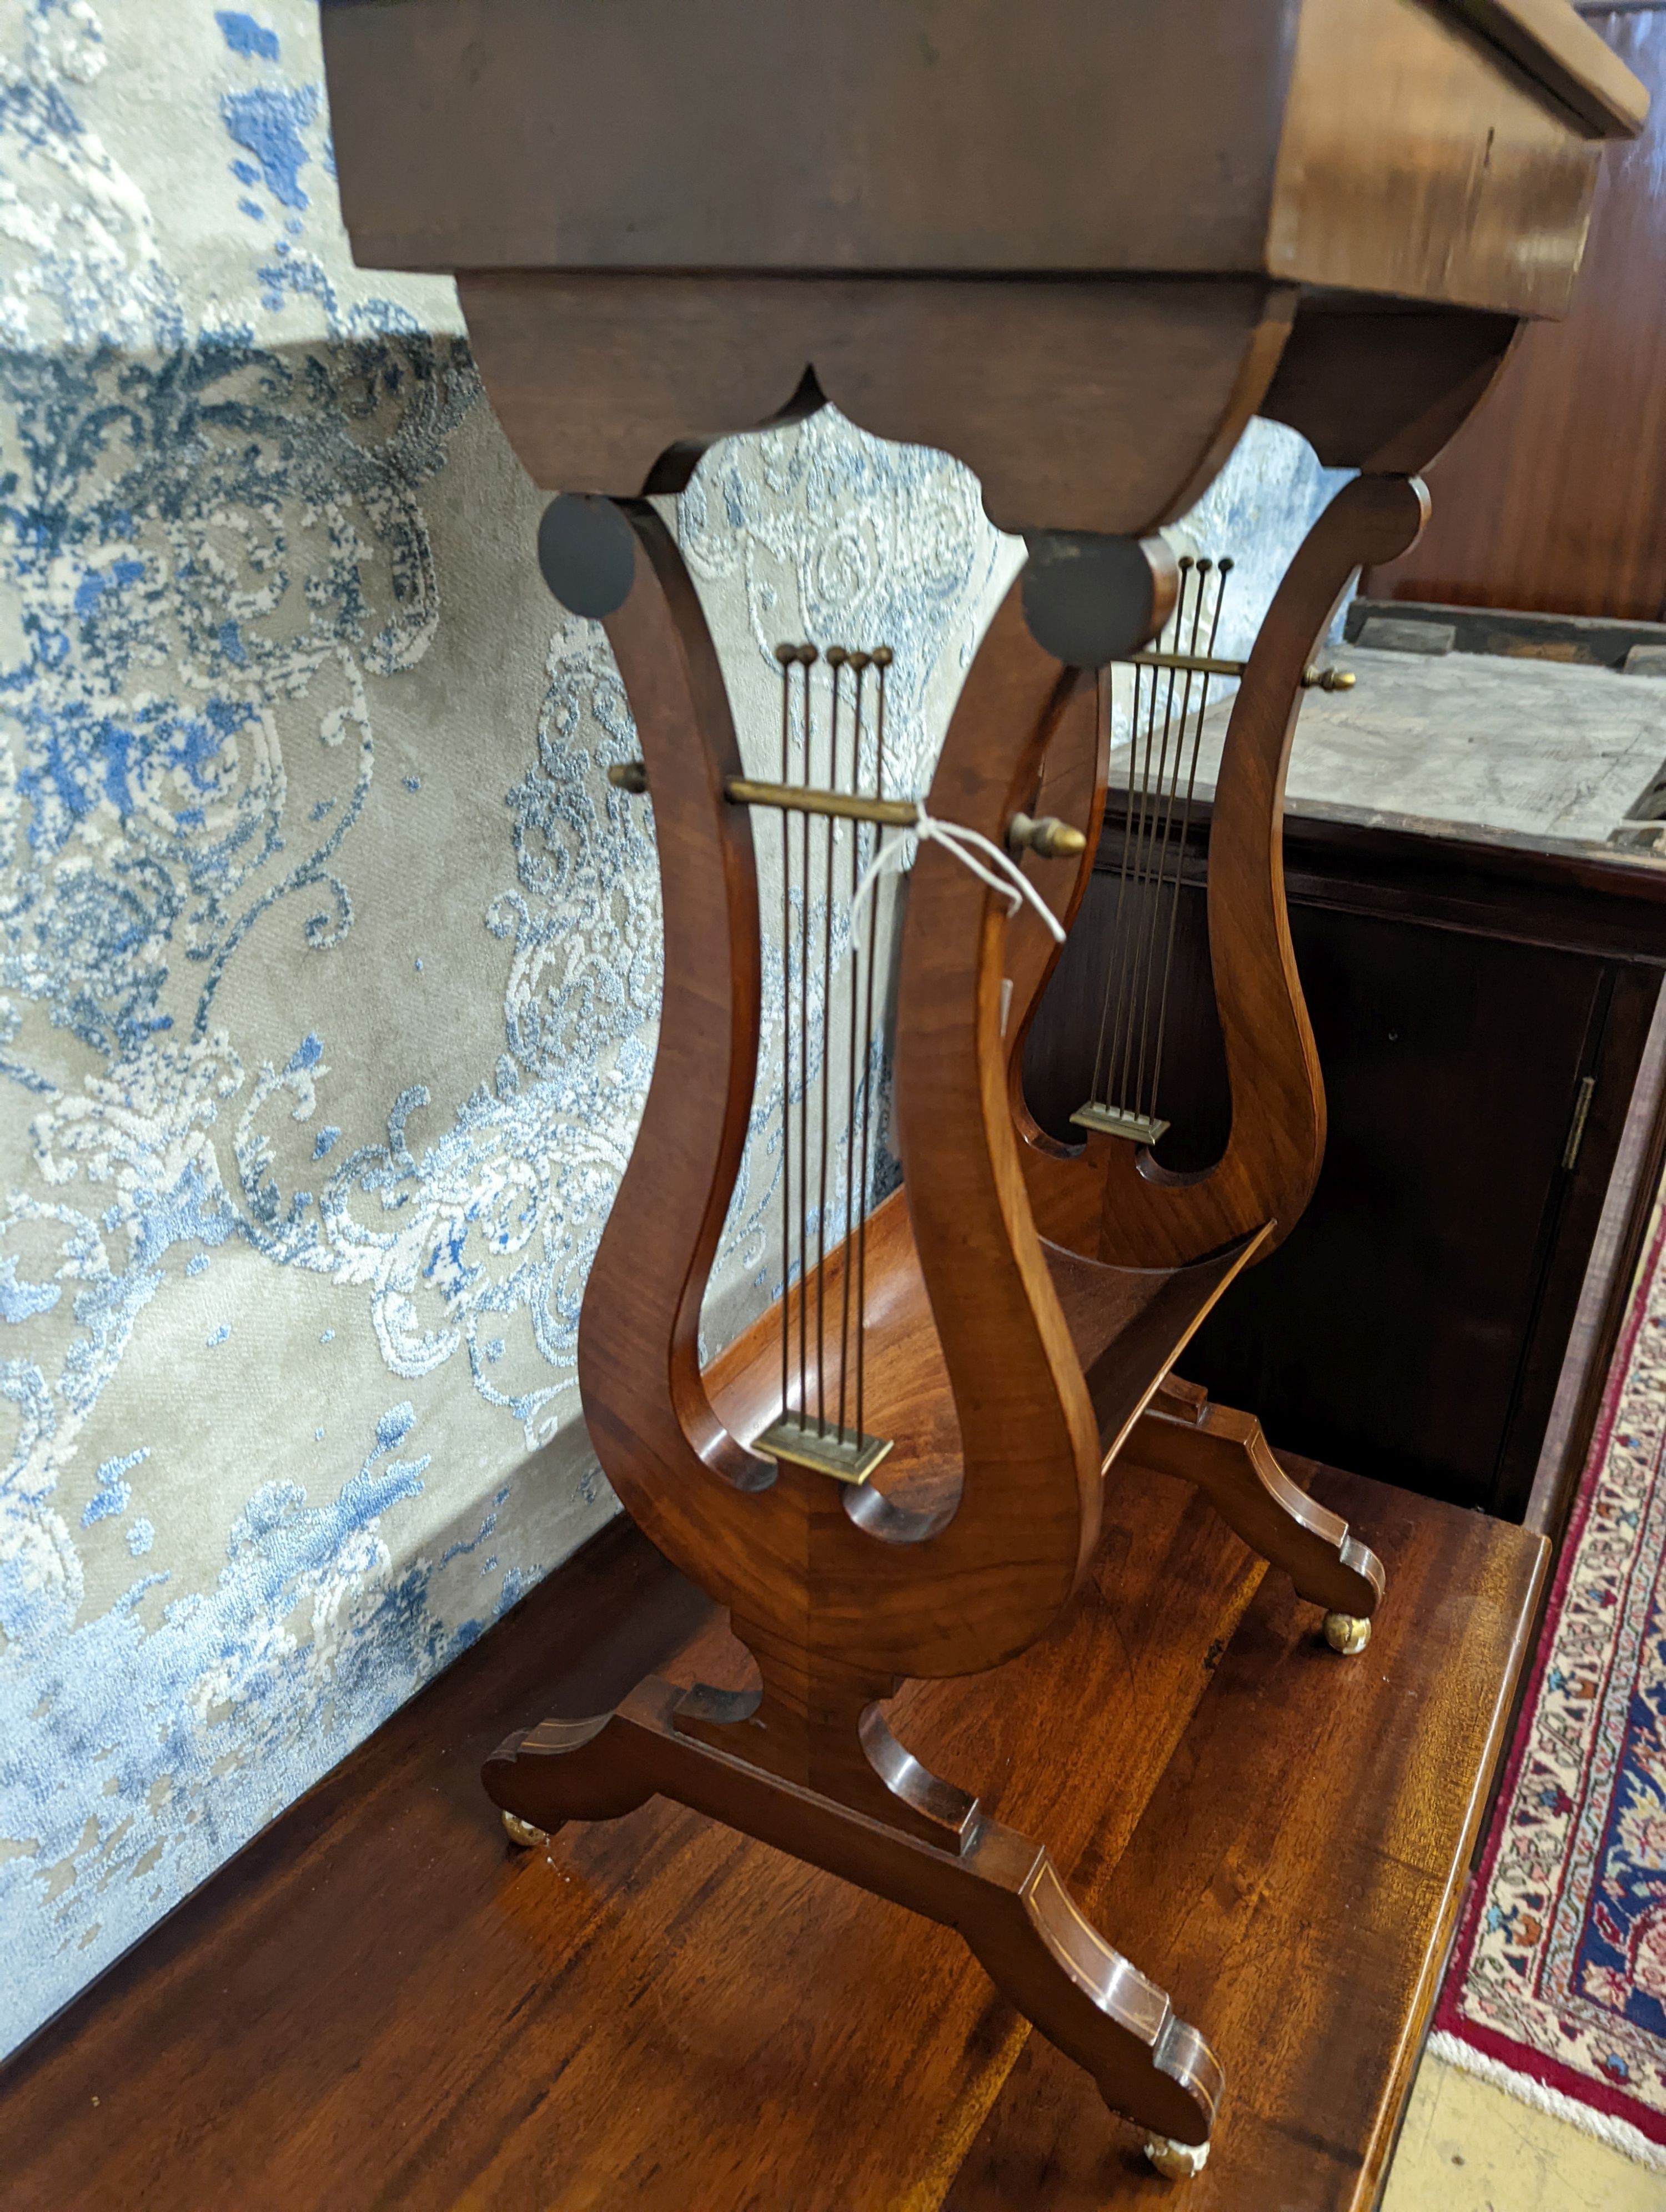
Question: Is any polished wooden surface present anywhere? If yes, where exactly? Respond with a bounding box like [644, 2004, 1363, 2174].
[1451, 0, 1650, 128]
[485, 1673, 1227, 2149]
[1128, 1384, 1384, 1622]
[323, 0, 1634, 300]
[1266, 0, 1624, 311]
[322, 1, 1643, 529]
[0, 1469, 1544, 2210]
[1369, 8, 1666, 617]
[0, 1468, 1263, 2209]
[1260, 301, 1519, 474]
[455, 272, 1297, 535]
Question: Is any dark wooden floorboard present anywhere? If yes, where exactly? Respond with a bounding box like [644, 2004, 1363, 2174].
[0, 1467, 1542, 2212]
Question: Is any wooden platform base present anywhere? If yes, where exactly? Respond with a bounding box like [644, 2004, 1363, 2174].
[0, 1461, 1543, 2211]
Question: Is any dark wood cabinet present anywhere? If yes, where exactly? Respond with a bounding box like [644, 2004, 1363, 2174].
[1024, 799, 1666, 1528]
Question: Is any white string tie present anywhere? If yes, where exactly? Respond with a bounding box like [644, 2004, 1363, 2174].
[849, 801, 1067, 962]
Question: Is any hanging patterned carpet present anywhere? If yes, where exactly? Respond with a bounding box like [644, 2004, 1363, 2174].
[1433, 1205, 1666, 2172]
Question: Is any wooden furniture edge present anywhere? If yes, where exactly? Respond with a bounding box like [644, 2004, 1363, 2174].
[1526, 969, 1666, 1539]
[1355, 1504, 1550, 2206]
[1094, 788, 1666, 964]
[1441, 0, 1650, 133]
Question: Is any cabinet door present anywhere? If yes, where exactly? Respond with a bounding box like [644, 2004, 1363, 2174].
[1024, 880, 1605, 1510]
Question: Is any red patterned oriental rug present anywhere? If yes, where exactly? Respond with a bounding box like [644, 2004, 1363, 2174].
[1433, 1206, 1666, 2171]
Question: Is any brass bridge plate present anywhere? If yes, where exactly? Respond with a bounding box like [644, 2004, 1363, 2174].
[755, 1415, 894, 1486]
[1071, 1101, 1171, 1146]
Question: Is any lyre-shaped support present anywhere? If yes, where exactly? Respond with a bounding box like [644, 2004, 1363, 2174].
[578, 505, 1111, 1693]
[1010, 471, 1432, 1269]
[493, 500, 1231, 2154]
[995, 485, 1409, 1638]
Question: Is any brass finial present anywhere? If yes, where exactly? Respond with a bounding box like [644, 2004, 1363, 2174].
[871, 646, 894, 668]
[1008, 812, 1088, 860]
[826, 646, 850, 668]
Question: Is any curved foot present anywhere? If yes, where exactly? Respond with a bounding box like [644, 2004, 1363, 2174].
[962, 1852, 1220, 2148]
[1323, 1611, 1372, 1656]
[1146, 2134, 1211, 2181]
[491, 1675, 1221, 2150]
[1130, 1387, 1386, 1623]
[482, 1707, 659, 1840]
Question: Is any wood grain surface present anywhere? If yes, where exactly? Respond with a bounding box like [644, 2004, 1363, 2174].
[320, 2, 1642, 533]
[1368, 8, 1666, 617]
[323, 0, 1632, 309]
[0, 1469, 1542, 2211]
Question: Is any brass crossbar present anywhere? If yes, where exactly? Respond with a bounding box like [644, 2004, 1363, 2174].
[1128, 650, 1247, 678]
[726, 776, 920, 828]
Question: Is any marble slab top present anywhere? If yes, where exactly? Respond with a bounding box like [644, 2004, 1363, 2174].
[1109, 644, 1666, 859]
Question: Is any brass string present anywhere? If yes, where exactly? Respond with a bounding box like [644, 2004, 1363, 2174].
[1078, 554, 1236, 1134]
[815, 650, 846, 1437]
[1104, 566, 1183, 1113]
[775, 644, 795, 1421]
[854, 648, 891, 1444]
[767, 638, 892, 1456]
[797, 652, 814, 1429]
[1131, 562, 1209, 1124]
[1147, 560, 1232, 1125]
[1088, 654, 1145, 1108]
[838, 654, 870, 1444]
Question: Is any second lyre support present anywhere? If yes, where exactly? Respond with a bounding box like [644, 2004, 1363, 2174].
[1003, 478, 1444, 1657]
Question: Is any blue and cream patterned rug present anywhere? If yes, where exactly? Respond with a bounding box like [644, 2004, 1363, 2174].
[1435, 1204, 1666, 2173]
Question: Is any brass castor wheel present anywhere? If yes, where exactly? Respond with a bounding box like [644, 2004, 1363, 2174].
[501, 1809, 549, 1848]
[1145, 2135, 1210, 2181]
[1323, 1611, 1371, 1656]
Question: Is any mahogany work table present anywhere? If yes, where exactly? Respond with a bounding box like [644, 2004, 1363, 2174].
[0, 1464, 1543, 2211]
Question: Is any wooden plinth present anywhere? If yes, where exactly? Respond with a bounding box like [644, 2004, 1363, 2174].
[0, 1462, 1543, 2212]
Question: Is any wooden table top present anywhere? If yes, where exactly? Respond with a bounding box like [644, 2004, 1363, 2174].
[0, 1461, 1543, 2211]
